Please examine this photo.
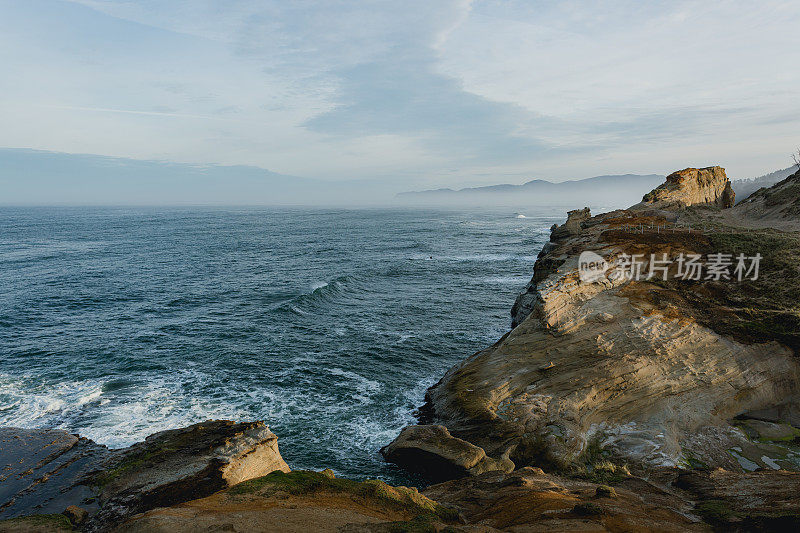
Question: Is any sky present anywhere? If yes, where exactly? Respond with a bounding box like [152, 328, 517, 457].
[1, 0, 799, 201]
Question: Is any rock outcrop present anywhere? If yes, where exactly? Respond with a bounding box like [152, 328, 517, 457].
[0, 428, 109, 519]
[88, 420, 290, 530]
[425, 466, 800, 532]
[424, 467, 706, 532]
[550, 207, 591, 239]
[641, 166, 735, 208]
[390, 167, 800, 482]
[380, 425, 513, 482]
[0, 421, 290, 531]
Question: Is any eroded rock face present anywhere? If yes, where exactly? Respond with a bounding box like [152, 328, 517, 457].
[423, 468, 708, 532]
[675, 468, 800, 530]
[398, 170, 800, 480]
[380, 425, 513, 482]
[0, 421, 289, 531]
[550, 207, 591, 240]
[88, 420, 289, 530]
[641, 166, 735, 208]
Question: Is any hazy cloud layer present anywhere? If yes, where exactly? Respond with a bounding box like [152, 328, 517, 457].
[1, 0, 799, 195]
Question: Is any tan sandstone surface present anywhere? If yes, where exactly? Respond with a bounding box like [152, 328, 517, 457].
[382, 167, 800, 529]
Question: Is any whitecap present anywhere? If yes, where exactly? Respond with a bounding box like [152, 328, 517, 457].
[328, 368, 381, 395]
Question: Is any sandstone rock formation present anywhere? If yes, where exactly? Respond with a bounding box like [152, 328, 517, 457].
[641, 166, 735, 208]
[424, 467, 706, 532]
[380, 425, 513, 482]
[550, 207, 591, 240]
[388, 167, 800, 483]
[0, 421, 289, 531]
[88, 420, 290, 530]
[5, 464, 800, 532]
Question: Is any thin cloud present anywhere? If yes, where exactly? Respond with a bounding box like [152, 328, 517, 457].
[1, 0, 799, 187]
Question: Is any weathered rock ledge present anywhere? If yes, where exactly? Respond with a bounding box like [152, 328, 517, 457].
[382, 166, 800, 528]
[0, 424, 460, 533]
[6, 421, 800, 532]
[0, 421, 289, 532]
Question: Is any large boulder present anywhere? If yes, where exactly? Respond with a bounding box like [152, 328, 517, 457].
[641, 166, 735, 208]
[380, 424, 512, 482]
[0, 421, 290, 531]
[550, 207, 591, 239]
[88, 420, 289, 530]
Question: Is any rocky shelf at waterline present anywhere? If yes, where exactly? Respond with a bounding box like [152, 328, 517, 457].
[4, 420, 800, 532]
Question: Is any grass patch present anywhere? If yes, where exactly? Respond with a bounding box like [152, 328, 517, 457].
[694, 500, 737, 524]
[595, 485, 617, 499]
[573, 502, 603, 516]
[369, 515, 454, 533]
[229, 471, 459, 523]
[0, 514, 73, 531]
[571, 438, 630, 484]
[680, 450, 709, 469]
[627, 228, 800, 354]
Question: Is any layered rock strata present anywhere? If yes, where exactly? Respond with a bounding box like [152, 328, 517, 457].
[386, 165, 800, 480]
[0, 421, 289, 531]
[641, 166, 735, 208]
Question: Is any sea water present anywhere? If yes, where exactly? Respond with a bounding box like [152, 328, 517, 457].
[0, 206, 562, 483]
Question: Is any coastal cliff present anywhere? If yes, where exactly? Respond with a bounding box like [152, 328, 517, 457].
[394, 166, 800, 474]
[382, 166, 800, 528]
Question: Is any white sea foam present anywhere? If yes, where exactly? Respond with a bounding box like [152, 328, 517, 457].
[480, 276, 526, 284]
[328, 367, 381, 397]
[393, 333, 414, 344]
[409, 253, 532, 262]
[77, 387, 103, 406]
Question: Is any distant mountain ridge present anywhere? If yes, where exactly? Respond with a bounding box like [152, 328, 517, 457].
[397, 174, 666, 207]
[398, 167, 799, 207]
[0, 148, 391, 205]
[731, 166, 797, 202]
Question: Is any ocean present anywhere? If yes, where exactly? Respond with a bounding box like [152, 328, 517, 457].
[0, 206, 562, 484]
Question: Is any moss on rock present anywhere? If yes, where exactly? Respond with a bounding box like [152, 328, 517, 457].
[229, 470, 459, 523]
